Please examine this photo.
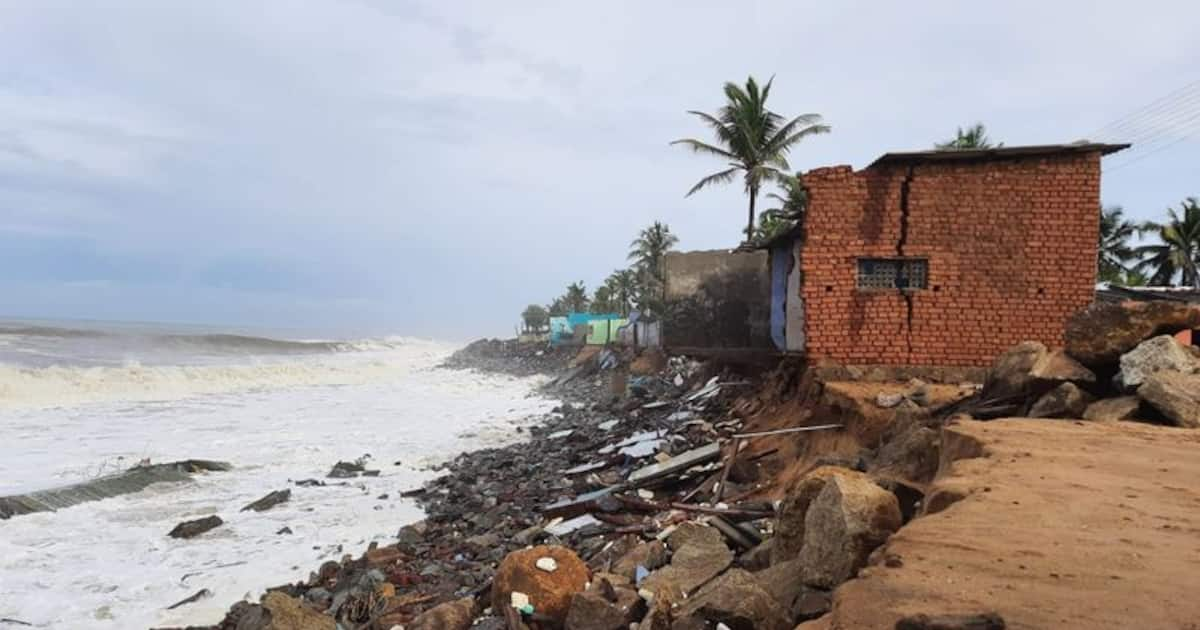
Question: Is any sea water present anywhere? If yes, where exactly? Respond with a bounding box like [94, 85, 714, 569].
[0, 318, 556, 629]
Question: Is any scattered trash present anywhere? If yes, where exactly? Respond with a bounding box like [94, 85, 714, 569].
[535, 557, 558, 572]
[547, 429, 575, 439]
[544, 514, 602, 537]
[627, 442, 722, 485]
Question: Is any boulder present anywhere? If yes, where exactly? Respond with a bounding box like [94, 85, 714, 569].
[981, 341, 1047, 399]
[241, 489, 291, 512]
[771, 466, 870, 565]
[1083, 396, 1142, 422]
[1117, 335, 1200, 390]
[492, 545, 590, 623]
[1066, 300, 1200, 367]
[1138, 371, 1200, 428]
[564, 578, 643, 630]
[895, 612, 1006, 630]
[640, 525, 732, 599]
[260, 591, 336, 630]
[1029, 349, 1096, 386]
[753, 558, 805, 616]
[406, 596, 476, 630]
[871, 424, 940, 486]
[610, 540, 667, 581]
[797, 474, 902, 589]
[671, 568, 792, 630]
[1028, 382, 1094, 419]
[168, 515, 223, 539]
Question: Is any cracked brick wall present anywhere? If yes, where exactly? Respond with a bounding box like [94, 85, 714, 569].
[798, 152, 1102, 366]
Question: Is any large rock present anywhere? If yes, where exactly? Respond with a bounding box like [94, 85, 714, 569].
[771, 467, 870, 565]
[1118, 335, 1200, 390]
[610, 540, 667, 581]
[241, 489, 291, 512]
[1028, 382, 1094, 419]
[1138, 371, 1200, 428]
[640, 524, 732, 599]
[797, 474, 902, 589]
[871, 425, 940, 486]
[564, 577, 643, 630]
[671, 568, 792, 630]
[1083, 396, 1142, 422]
[1066, 300, 1200, 367]
[406, 596, 476, 630]
[260, 591, 336, 630]
[1029, 349, 1096, 386]
[492, 545, 590, 623]
[168, 515, 223, 539]
[981, 341, 1047, 399]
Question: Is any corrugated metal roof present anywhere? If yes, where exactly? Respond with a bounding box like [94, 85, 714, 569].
[868, 142, 1130, 168]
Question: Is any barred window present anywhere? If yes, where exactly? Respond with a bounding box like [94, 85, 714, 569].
[857, 258, 928, 290]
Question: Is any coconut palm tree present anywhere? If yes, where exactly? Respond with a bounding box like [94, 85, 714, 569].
[627, 221, 679, 284]
[604, 269, 639, 316]
[753, 173, 807, 244]
[563, 281, 590, 313]
[1098, 205, 1137, 283]
[936, 123, 999, 150]
[1134, 198, 1200, 287]
[672, 76, 829, 240]
[590, 285, 618, 314]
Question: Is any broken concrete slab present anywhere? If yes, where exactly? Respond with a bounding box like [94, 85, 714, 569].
[0, 459, 231, 520]
[627, 442, 721, 486]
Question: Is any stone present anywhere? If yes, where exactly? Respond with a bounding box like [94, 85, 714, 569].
[1066, 300, 1200, 367]
[641, 525, 733, 599]
[564, 585, 642, 630]
[611, 540, 668, 581]
[1083, 396, 1142, 422]
[364, 545, 404, 569]
[492, 545, 590, 623]
[241, 489, 291, 512]
[797, 473, 902, 589]
[1138, 371, 1200, 428]
[982, 341, 1047, 399]
[168, 515, 223, 539]
[672, 568, 791, 630]
[1117, 335, 1200, 390]
[792, 589, 833, 622]
[405, 596, 476, 630]
[753, 559, 804, 615]
[1028, 382, 1094, 419]
[871, 424, 940, 485]
[875, 392, 904, 408]
[260, 591, 336, 630]
[1029, 349, 1096, 386]
[771, 466, 868, 565]
[738, 538, 774, 571]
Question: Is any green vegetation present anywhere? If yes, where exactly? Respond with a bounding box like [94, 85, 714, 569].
[1133, 198, 1200, 288]
[936, 123, 1000, 150]
[673, 76, 828, 240]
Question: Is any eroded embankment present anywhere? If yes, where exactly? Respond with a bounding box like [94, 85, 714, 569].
[803, 418, 1200, 629]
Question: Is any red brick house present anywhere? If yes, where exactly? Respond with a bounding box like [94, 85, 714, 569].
[765, 143, 1129, 367]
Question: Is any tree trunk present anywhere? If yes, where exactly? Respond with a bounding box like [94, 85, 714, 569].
[746, 186, 758, 241]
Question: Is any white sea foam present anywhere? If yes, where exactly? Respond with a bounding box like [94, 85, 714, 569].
[0, 338, 558, 629]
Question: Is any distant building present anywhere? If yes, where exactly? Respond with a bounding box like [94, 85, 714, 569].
[665, 142, 1130, 366]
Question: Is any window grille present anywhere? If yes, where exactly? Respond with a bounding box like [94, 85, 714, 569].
[856, 258, 928, 290]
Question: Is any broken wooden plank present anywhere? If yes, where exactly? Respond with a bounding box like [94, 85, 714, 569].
[732, 423, 842, 439]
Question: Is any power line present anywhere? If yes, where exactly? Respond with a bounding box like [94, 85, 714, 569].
[1106, 132, 1199, 173]
[1088, 78, 1200, 139]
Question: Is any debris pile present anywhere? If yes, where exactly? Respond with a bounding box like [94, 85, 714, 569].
[948, 299, 1200, 428]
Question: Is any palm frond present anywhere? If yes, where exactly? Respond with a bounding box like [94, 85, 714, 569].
[685, 167, 741, 196]
[670, 138, 737, 160]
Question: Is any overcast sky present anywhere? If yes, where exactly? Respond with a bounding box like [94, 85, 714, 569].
[2, 1, 1198, 339]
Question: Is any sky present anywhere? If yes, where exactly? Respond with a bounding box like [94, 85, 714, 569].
[1, 1, 1198, 340]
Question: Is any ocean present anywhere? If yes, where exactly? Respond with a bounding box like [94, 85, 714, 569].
[0, 318, 556, 629]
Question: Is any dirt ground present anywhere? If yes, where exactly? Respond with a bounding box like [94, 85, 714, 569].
[801, 418, 1200, 630]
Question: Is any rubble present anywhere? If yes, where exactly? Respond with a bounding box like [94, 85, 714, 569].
[1117, 334, 1199, 390]
[1137, 371, 1200, 428]
[796, 473, 902, 588]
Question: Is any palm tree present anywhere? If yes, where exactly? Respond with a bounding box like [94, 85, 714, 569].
[563, 281, 590, 313]
[627, 221, 679, 284]
[546, 296, 568, 317]
[936, 123, 999, 150]
[604, 269, 639, 316]
[1134, 198, 1200, 287]
[753, 173, 807, 244]
[591, 285, 618, 314]
[672, 76, 829, 240]
[1098, 205, 1137, 283]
